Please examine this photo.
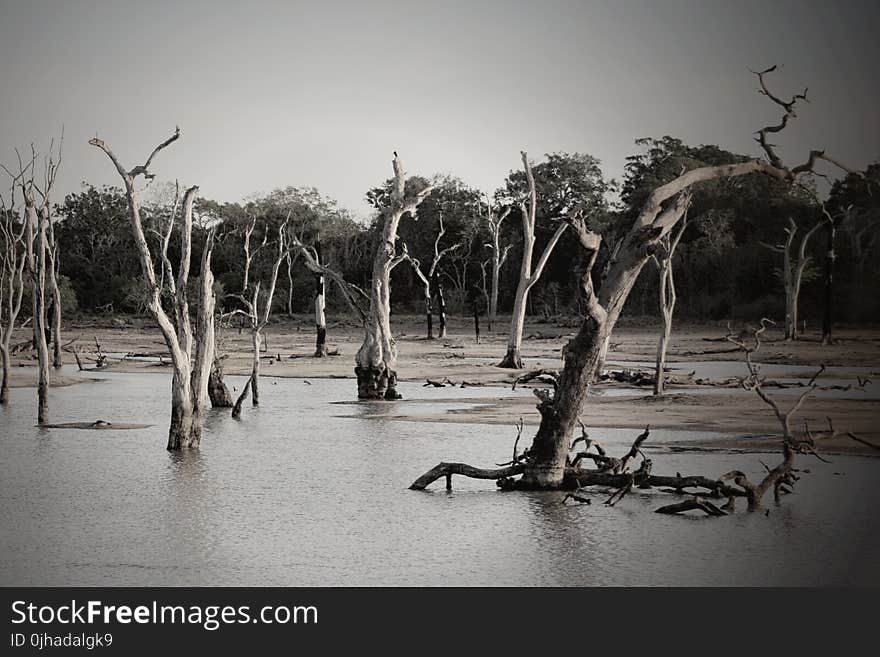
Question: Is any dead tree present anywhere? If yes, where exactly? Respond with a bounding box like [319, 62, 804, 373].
[90, 128, 218, 449]
[0, 179, 28, 404]
[718, 319, 830, 510]
[412, 66, 865, 490]
[288, 231, 369, 355]
[650, 209, 689, 395]
[8, 144, 59, 424]
[405, 215, 460, 339]
[498, 152, 569, 369]
[354, 153, 433, 399]
[761, 217, 822, 340]
[228, 214, 289, 413]
[480, 195, 512, 332]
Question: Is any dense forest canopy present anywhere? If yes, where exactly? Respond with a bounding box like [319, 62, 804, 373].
[52, 138, 878, 325]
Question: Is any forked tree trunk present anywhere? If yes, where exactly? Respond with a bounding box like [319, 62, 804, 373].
[355, 153, 433, 399]
[90, 129, 216, 450]
[519, 156, 798, 487]
[764, 217, 821, 341]
[653, 216, 686, 396]
[499, 152, 568, 369]
[481, 197, 511, 332]
[314, 272, 328, 357]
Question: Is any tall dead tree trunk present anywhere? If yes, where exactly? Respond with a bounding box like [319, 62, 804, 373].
[354, 153, 433, 399]
[651, 212, 688, 395]
[405, 215, 460, 340]
[230, 215, 289, 412]
[0, 186, 28, 405]
[314, 271, 328, 357]
[498, 152, 568, 369]
[90, 128, 217, 449]
[481, 196, 511, 333]
[762, 217, 822, 340]
[45, 198, 63, 368]
[14, 144, 60, 425]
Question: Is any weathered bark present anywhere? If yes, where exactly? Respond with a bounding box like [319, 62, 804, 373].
[0, 191, 27, 405]
[22, 197, 52, 424]
[404, 216, 459, 340]
[208, 358, 233, 407]
[499, 152, 568, 369]
[355, 153, 433, 399]
[46, 214, 62, 368]
[90, 129, 216, 449]
[314, 272, 328, 357]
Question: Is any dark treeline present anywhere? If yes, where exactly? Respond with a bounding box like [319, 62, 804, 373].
[55, 136, 879, 325]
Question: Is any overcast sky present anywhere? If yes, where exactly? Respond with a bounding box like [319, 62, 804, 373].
[1, 0, 878, 218]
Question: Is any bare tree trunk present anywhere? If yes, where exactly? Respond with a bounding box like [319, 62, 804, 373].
[763, 217, 821, 341]
[0, 344, 9, 405]
[481, 197, 511, 332]
[314, 272, 329, 357]
[90, 128, 216, 449]
[820, 219, 836, 345]
[654, 305, 673, 396]
[432, 273, 448, 339]
[46, 219, 63, 368]
[499, 152, 568, 369]
[25, 203, 51, 424]
[1, 192, 27, 405]
[355, 153, 433, 399]
[250, 326, 261, 406]
[652, 216, 686, 395]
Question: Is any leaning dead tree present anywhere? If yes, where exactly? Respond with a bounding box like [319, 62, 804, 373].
[90, 128, 218, 449]
[761, 216, 822, 340]
[414, 321, 860, 514]
[0, 180, 28, 404]
[479, 195, 512, 332]
[412, 66, 865, 490]
[228, 214, 289, 416]
[405, 215, 460, 339]
[498, 152, 569, 369]
[354, 153, 433, 399]
[650, 208, 689, 395]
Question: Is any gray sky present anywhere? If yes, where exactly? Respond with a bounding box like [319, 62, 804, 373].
[2, 0, 878, 218]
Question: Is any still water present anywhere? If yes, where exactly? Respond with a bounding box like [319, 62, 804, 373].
[1, 368, 878, 586]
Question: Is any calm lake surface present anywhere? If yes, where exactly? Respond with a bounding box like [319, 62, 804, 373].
[1, 367, 878, 586]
